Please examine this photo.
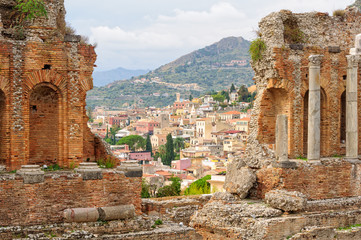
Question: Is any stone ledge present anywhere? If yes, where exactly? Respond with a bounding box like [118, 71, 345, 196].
[117, 161, 142, 178]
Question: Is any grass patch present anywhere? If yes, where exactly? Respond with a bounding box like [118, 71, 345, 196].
[333, 9, 345, 18]
[44, 164, 62, 171]
[249, 38, 266, 62]
[283, 16, 306, 44]
[155, 219, 163, 225]
[332, 154, 343, 158]
[296, 156, 308, 161]
[97, 158, 116, 169]
[338, 223, 361, 231]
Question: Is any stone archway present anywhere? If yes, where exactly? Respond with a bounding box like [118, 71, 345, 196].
[29, 84, 59, 165]
[258, 88, 290, 146]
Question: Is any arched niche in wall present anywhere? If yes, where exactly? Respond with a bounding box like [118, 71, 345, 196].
[258, 88, 290, 147]
[29, 83, 60, 165]
[0, 89, 6, 164]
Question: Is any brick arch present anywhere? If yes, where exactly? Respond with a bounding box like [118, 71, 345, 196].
[23, 71, 67, 166]
[23, 70, 67, 94]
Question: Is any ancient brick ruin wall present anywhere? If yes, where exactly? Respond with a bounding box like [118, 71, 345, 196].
[0, 0, 112, 170]
[0, 171, 142, 226]
[254, 159, 361, 200]
[244, 9, 361, 168]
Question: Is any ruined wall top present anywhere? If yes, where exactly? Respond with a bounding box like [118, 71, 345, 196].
[259, 8, 361, 49]
[0, 0, 67, 42]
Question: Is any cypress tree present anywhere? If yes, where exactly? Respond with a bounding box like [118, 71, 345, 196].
[146, 134, 152, 154]
[230, 83, 236, 92]
[165, 133, 174, 166]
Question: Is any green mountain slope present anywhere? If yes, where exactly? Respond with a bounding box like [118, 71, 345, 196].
[87, 36, 254, 109]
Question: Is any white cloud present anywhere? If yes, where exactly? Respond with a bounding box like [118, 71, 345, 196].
[90, 2, 250, 70]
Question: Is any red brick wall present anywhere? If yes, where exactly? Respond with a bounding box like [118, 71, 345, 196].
[255, 159, 361, 200]
[0, 171, 141, 226]
[29, 85, 59, 165]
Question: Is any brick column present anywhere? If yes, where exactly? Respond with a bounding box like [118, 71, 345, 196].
[346, 55, 359, 160]
[66, 38, 84, 166]
[307, 55, 322, 160]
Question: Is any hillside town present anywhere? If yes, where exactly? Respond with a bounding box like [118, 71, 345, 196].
[4, 0, 361, 239]
[88, 86, 254, 195]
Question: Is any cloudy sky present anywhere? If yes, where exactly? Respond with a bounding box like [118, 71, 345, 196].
[64, 0, 354, 71]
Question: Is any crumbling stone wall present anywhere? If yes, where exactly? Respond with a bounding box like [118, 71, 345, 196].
[254, 159, 361, 200]
[0, 170, 142, 226]
[0, 0, 110, 170]
[244, 8, 361, 168]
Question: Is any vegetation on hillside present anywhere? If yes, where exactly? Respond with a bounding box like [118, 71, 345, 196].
[86, 36, 254, 109]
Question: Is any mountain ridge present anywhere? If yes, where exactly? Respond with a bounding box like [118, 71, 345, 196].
[87, 36, 254, 108]
[93, 67, 150, 87]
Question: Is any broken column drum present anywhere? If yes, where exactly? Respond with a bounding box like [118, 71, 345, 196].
[307, 55, 322, 160]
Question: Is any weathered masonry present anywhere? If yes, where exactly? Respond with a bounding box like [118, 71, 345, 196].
[246, 9, 361, 165]
[0, 0, 108, 170]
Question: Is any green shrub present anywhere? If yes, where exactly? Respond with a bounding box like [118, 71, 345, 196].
[156, 177, 181, 198]
[184, 175, 211, 195]
[333, 9, 345, 18]
[154, 219, 163, 225]
[97, 158, 116, 168]
[47, 164, 62, 171]
[249, 38, 266, 62]
[283, 17, 305, 44]
[15, 0, 47, 24]
[141, 179, 151, 198]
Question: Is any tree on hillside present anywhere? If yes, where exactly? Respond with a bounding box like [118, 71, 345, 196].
[238, 85, 252, 102]
[117, 135, 145, 151]
[189, 94, 193, 101]
[108, 126, 120, 145]
[230, 83, 236, 92]
[220, 90, 230, 102]
[164, 134, 174, 166]
[212, 93, 225, 103]
[146, 134, 152, 154]
[174, 137, 185, 153]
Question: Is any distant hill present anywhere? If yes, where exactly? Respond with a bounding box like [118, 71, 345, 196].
[92, 67, 150, 87]
[143, 36, 253, 90]
[87, 36, 254, 108]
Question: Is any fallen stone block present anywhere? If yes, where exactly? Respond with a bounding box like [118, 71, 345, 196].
[63, 208, 99, 223]
[98, 205, 135, 221]
[224, 163, 256, 198]
[265, 189, 307, 212]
